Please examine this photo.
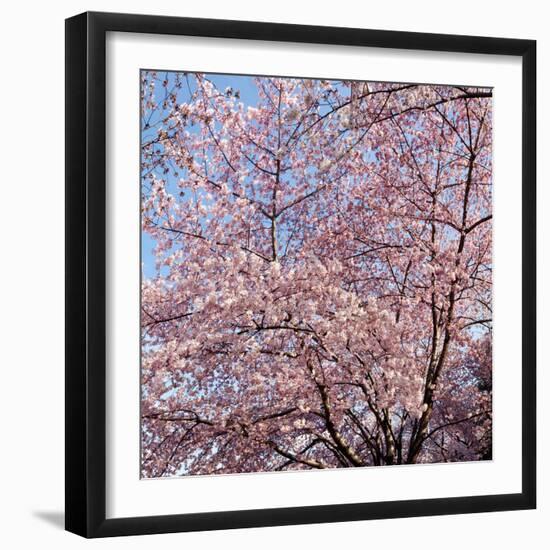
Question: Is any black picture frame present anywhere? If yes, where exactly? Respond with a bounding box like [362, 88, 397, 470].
[65, 11, 536, 538]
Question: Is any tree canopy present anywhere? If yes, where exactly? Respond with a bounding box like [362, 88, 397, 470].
[140, 72, 492, 477]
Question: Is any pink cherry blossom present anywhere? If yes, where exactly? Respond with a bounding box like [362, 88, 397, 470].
[140, 72, 492, 477]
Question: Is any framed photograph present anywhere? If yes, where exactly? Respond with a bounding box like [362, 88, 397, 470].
[65, 11, 536, 538]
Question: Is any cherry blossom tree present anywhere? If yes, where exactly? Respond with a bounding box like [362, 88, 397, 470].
[140, 71, 492, 477]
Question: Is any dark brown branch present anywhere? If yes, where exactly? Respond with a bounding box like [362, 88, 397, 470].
[421, 411, 489, 444]
[465, 215, 492, 234]
[269, 441, 327, 469]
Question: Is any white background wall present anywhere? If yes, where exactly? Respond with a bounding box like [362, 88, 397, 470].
[0, 1, 546, 547]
